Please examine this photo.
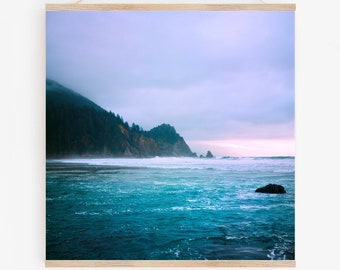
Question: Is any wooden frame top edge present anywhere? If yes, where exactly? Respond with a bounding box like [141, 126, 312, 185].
[45, 3, 296, 11]
[45, 259, 296, 268]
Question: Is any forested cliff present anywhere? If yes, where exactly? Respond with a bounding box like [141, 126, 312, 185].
[46, 79, 196, 158]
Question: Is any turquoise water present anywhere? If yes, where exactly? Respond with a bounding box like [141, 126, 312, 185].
[46, 157, 294, 260]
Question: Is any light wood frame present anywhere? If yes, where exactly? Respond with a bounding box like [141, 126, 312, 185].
[45, 3, 296, 268]
[46, 3, 295, 11]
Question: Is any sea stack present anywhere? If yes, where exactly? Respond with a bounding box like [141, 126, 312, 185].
[206, 150, 214, 158]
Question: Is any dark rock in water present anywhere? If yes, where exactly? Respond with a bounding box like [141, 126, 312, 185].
[255, 184, 286, 194]
[206, 150, 214, 158]
[199, 154, 205, 158]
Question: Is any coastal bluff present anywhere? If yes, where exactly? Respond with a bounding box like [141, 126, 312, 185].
[46, 79, 196, 158]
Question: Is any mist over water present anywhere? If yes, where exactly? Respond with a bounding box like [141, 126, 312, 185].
[46, 157, 294, 260]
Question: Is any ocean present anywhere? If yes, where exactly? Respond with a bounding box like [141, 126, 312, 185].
[46, 157, 295, 260]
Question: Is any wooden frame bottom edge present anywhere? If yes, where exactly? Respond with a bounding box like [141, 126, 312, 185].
[45, 260, 296, 267]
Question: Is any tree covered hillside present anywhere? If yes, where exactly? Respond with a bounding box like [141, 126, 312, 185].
[46, 79, 196, 158]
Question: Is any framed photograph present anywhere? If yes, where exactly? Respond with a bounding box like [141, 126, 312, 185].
[45, 4, 295, 267]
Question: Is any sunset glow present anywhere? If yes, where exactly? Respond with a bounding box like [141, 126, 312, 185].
[188, 139, 295, 157]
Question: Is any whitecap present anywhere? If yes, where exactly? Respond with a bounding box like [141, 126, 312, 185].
[75, 211, 87, 215]
[171, 206, 185, 211]
[239, 205, 273, 210]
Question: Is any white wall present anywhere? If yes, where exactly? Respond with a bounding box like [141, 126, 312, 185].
[1, 1, 339, 269]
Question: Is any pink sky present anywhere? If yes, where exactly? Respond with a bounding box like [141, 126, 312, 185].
[188, 139, 295, 157]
